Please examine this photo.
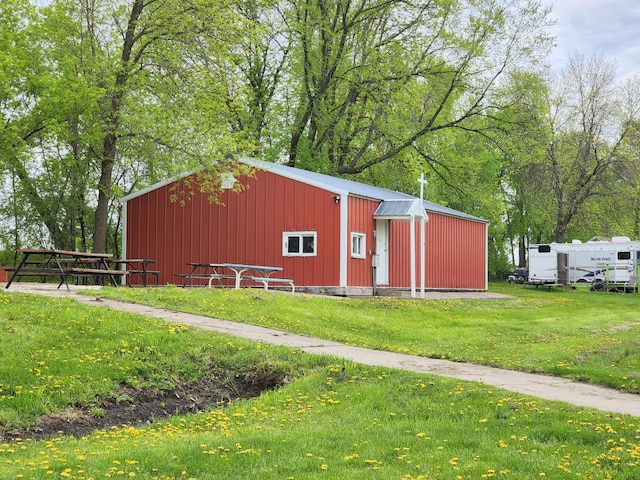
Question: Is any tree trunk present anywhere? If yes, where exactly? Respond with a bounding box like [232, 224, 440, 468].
[555, 218, 567, 243]
[93, 133, 116, 253]
[518, 236, 527, 268]
[92, 0, 143, 253]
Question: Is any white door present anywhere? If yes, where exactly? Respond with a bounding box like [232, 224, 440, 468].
[375, 219, 389, 285]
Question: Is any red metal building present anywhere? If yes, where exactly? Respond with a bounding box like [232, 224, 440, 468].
[121, 158, 488, 295]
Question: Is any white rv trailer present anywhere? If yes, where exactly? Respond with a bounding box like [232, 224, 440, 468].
[528, 237, 640, 287]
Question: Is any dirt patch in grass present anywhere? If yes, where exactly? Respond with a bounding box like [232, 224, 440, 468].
[2, 367, 286, 443]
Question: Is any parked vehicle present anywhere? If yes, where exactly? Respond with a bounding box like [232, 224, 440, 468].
[506, 268, 528, 284]
[528, 237, 640, 290]
[575, 269, 607, 283]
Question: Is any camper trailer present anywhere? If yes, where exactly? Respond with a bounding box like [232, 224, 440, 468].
[528, 237, 640, 289]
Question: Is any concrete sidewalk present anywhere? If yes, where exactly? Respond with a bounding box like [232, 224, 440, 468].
[4, 282, 639, 417]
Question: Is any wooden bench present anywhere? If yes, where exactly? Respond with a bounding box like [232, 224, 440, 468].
[2, 267, 67, 288]
[174, 273, 211, 286]
[126, 269, 160, 286]
[524, 282, 573, 291]
[68, 267, 127, 276]
[50, 258, 104, 265]
[2, 266, 64, 277]
[3, 266, 127, 286]
[243, 275, 295, 293]
[175, 273, 236, 287]
[111, 259, 159, 287]
[67, 268, 128, 286]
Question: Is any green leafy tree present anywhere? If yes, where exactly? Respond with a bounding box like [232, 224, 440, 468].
[2, 0, 254, 253]
[541, 53, 640, 243]
[223, 0, 291, 158]
[592, 104, 640, 240]
[0, 0, 84, 251]
[621, 120, 640, 239]
[276, 0, 553, 177]
[492, 71, 555, 265]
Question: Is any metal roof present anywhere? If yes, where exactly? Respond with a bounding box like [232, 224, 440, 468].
[373, 199, 428, 220]
[121, 157, 487, 223]
[242, 158, 487, 223]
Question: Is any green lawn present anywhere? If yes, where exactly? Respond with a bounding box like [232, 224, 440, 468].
[0, 285, 638, 479]
[96, 282, 640, 393]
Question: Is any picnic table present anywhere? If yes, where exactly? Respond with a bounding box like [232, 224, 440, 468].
[175, 263, 234, 287]
[223, 263, 292, 291]
[4, 249, 127, 291]
[112, 259, 159, 286]
[176, 262, 294, 292]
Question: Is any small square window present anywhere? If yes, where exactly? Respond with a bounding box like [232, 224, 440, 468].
[351, 232, 366, 259]
[283, 231, 317, 257]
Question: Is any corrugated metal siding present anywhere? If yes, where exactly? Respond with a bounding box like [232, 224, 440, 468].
[386, 213, 486, 290]
[125, 170, 341, 287]
[427, 214, 486, 289]
[387, 221, 409, 287]
[347, 197, 378, 286]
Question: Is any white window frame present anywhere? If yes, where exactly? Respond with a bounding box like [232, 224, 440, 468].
[283, 231, 317, 257]
[351, 232, 366, 259]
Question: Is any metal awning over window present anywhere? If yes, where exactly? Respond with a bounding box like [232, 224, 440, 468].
[373, 199, 428, 221]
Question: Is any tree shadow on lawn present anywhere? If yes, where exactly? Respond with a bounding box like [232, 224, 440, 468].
[2, 367, 285, 443]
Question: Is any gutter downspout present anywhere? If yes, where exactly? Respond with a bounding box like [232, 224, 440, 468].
[339, 192, 349, 293]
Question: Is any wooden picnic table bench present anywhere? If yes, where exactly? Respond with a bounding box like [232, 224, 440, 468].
[176, 263, 236, 287]
[3, 266, 66, 277]
[4, 249, 127, 291]
[111, 259, 159, 286]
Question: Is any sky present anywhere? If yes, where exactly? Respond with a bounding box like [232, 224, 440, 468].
[540, 0, 640, 82]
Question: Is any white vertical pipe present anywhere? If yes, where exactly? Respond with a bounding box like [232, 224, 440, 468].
[410, 216, 416, 298]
